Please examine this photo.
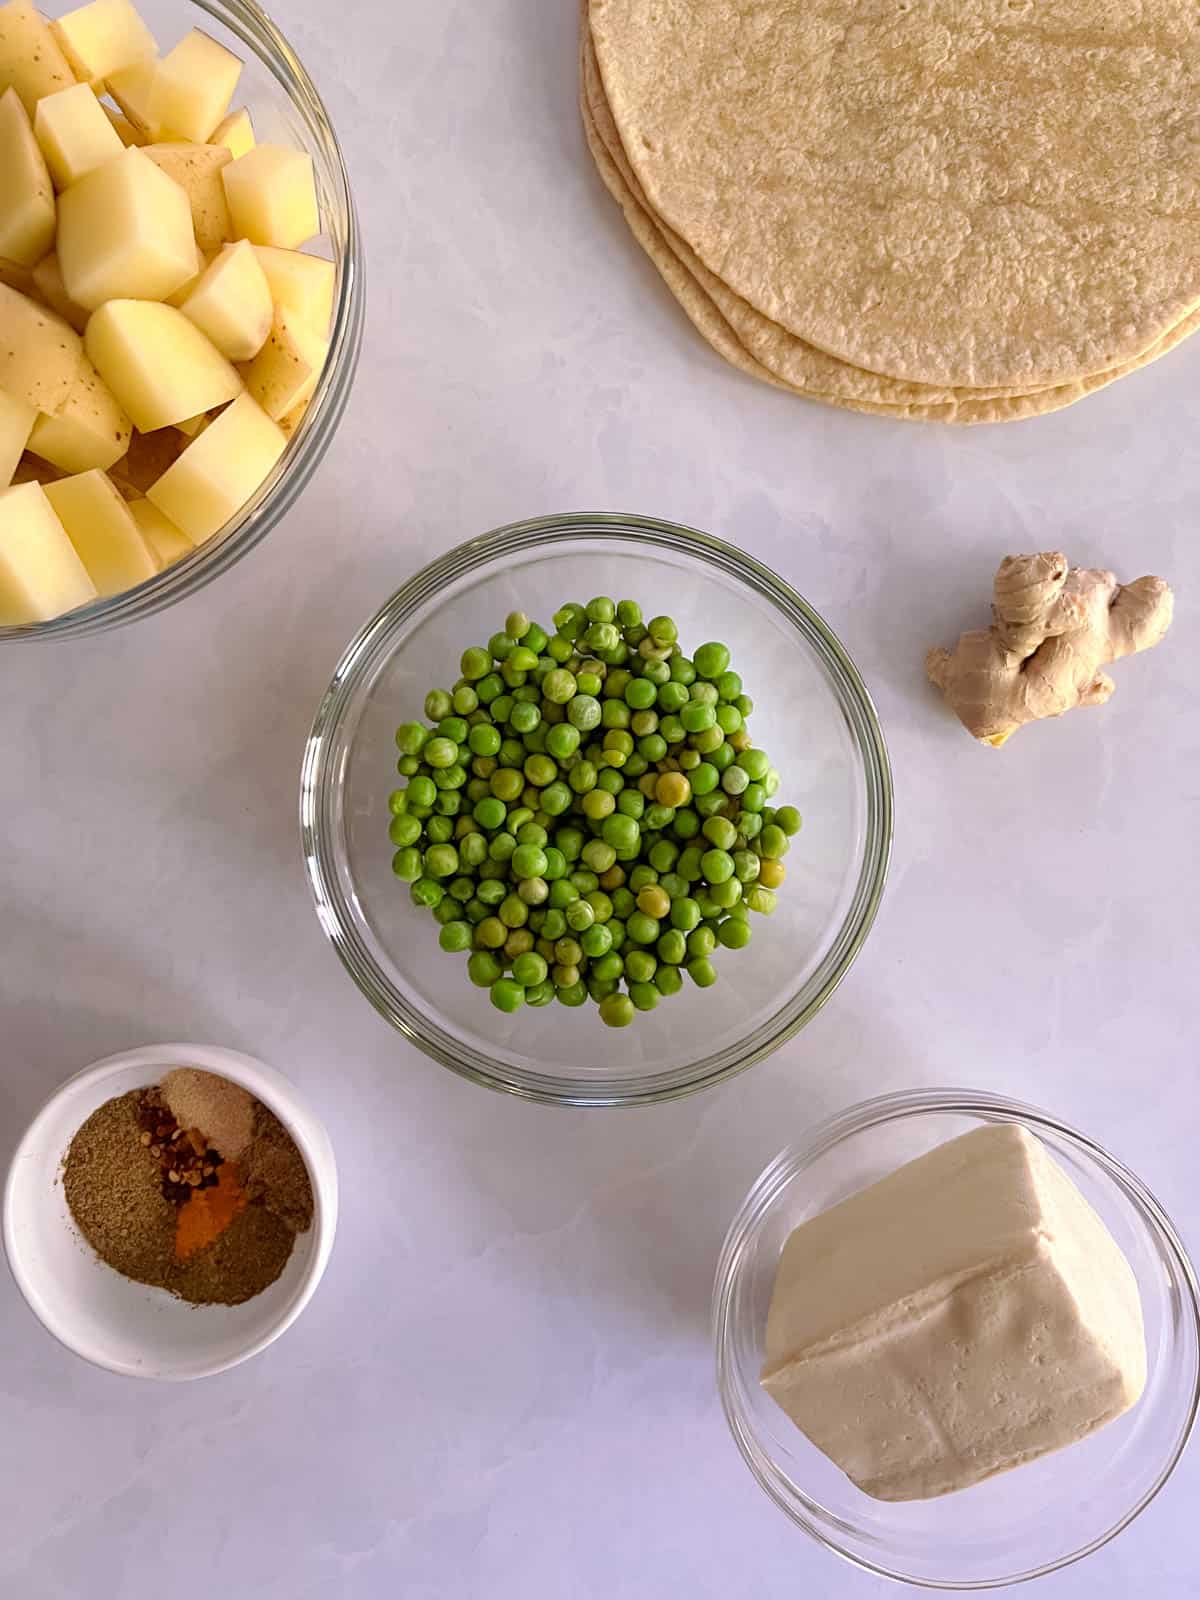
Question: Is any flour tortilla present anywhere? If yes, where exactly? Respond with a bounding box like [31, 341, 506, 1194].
[581, 71, 1200, 421]
[583, 30, 1054, 406]
[590, 0, 1200, 389]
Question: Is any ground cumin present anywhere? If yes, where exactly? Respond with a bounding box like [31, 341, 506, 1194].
[62, 1084, 313, 1308]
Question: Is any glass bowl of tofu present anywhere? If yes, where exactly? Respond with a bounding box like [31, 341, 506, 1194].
[0, 0, 363, 639]
[713, 1089, 1200, 1588]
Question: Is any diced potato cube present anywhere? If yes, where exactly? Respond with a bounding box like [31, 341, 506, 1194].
[51, 0, 155, 85]
[0, 386, 35, 484]
[44, 467, 157, 595]
[128, 495, 193, 565]
[0, 0, 75, 116]
[102, 104, 143, 146]
[27, 355, 130, 473]
[108, 423, 183, 496]
[224, 145, 318, 249]
[179, 239, 271, 361]
[149, 28, 240, 143]
[253, 244, 334, 334]
[142, 141, 231, 252]
[35, 81, 122, 188]
[147, 391, 284, 541]
[210, 105, 252, 159]
[85, 297, 242, 430]
[0, 480, 97, 623]
[58, 146, 196, 310]
[31, 251, 88, 332]
[0, 87, 55, 267]
[241, 304, 327, 420]
[106, 56, 159, 138]
[0, 281, 83, 411]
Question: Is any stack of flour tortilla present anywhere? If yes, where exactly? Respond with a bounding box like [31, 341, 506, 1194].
[582, 0, 1200, 424]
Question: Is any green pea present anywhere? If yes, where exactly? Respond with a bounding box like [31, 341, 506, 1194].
[626, 911, 659, 944]
[540, 668, 577, 704]
[657, 681, 689, 714]
[388, 813, 421, 848]
[657, 928, 687, 965]
[392, 846, 422, 881]
[540, 908, 567, 940]
[568, 694, 602, 731]
[468, 950, 503, 987]
[759, 824, 789, 860]
[659, 871, 688, 899]
[423, 737, 456, 770]
[718, 917, 751, 949]
[566, 898, 596, 932]
[702, 815, 738, 851]
[746, 886, 778, 915]
[648, 615, 678, 645]
[546, 722, 580, 760]
[438, 920, 472, 952]
[611, 888, 635, 918]
[490, 977, 524, 1013]
[512, 844, 548, 879]
[580, 922, 614, 959]
[643, 804, 674, 832]
[556, 826, 585, 860]
[408, 775, 437, 809]
[546, 634, 573, 663]
[424, 689, 452, 721]
[775, 805, 802, 836]
[524, 754, 556, 787]
[411, 877, 444, 909]
[687, 958, 717, 988]
[556, 979, 588, 1007]
[425, 844, 459, 877]
[460, 833, 488, 868]
[689, 723, 723, 753]
[395, 722, 428, 756]
[659, 714, 686, 744]
[473, 796, 506, 830]
[629, 982, 659, 1012]
[576, 671, 603, 697]
[710, 876, 742, 909]
[672, 807, 700, 840]
[655, 966, 684, 996]
[737, 747, 770, 781]
[687, 925, 717, 960]
[638, 733, 668, 762]
[721, 764, 750, 796]
[489, 831, 516, 862]
[599, 993, 635, 1028]
[512, 951, 548, 987]
[582, 838, 617, 873]
[582, 789, 615, 821]
[601, 813, 640, 855]
[526, 979, 556, 1007]
[670, 897, 701, 931]
[699, 848, 733, 885]
[740, 811, 763, 841]
[592, 951, 624, 982]
[476, 878, 506, 905]
[585, 889, 612, 921]
[625, 949, 657, 984]
[733, 850, 761, 884]
[510, 700, 541, 735]
[617, 599, 642, 627]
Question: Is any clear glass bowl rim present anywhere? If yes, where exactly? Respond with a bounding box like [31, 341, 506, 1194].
[712, 1085, 1200, 1590]
[0, 0, 365, 644]
[300, 510, 895, 1107]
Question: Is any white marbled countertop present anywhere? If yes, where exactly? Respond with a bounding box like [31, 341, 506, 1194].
[2, 1, 1198, 1594]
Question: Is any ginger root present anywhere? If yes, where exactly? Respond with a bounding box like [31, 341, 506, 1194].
[926, 553, 1173, 747]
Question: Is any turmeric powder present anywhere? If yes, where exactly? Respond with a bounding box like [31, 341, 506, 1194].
[175, 1163, 248, 1261]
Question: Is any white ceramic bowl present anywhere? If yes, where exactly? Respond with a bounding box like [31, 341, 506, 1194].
[3, 1043, 337, 1380]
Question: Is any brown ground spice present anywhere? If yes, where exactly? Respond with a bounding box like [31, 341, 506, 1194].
[62, 1087, 313, 1308]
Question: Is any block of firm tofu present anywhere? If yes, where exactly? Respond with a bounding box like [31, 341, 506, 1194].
[0, 480, 97, 623]
[760, 1124, 1146, 1502]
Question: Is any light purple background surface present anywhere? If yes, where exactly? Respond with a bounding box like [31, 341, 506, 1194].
[2, 1, 1196, 1593]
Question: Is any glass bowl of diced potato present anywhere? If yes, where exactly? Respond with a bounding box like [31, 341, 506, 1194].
[0, 0, 363, 638]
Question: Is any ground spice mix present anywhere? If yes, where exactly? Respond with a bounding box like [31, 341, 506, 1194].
[62, 1076, 313, 1307]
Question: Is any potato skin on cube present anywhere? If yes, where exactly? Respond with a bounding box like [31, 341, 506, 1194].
[0, 281, 83, 412]
[26, 356, 131, 474]
[0, 0, 75, 115]
[0, 86, 56, 268]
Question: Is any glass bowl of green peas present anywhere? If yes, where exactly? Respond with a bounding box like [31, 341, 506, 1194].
[301, 513, 893, 1107]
